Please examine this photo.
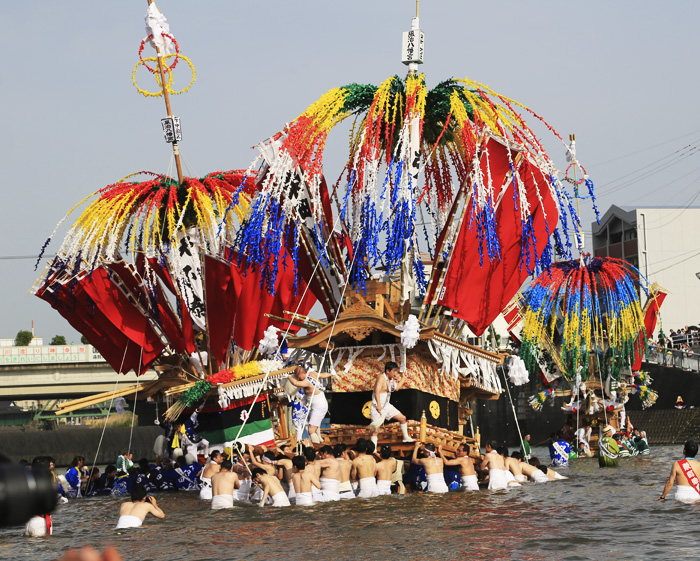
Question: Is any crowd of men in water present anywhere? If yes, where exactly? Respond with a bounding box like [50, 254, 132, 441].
[19, 433, 700, 535]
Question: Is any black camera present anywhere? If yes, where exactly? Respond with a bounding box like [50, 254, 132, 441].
[0, 454, 57, 528]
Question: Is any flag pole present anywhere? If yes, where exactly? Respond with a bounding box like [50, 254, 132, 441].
[147, 0, 183, 183]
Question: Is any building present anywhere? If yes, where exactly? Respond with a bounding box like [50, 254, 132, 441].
[592, 205, 700, 332]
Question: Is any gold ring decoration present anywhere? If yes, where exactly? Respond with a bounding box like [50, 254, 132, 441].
[429, 400, 440, 419]
[132, 54, 196, 98]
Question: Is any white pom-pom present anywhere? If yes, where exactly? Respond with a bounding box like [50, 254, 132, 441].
[258, 326, 280, 357]
[397, 314, 421, 349]
[508, 356, 529, 386]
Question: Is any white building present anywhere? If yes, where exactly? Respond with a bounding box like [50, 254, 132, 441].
[592, 205, 700, 332]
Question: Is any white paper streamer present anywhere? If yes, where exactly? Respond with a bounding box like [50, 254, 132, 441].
[145, 3, 175, 56]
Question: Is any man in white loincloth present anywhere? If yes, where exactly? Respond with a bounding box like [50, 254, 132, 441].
[412, 442, 449, 493]
[370, 361, 414, 448]
[439, 443, 479, 490]
[660, 440, 700, 504]
[287, 365, 332, 444]
[507, 452, 528, 483]
[251, 468, 290, 507]
[199, 450, 223, 500]
[480, 440, 508, 490]
[292, 456, 321, 506]
[352, 438, 379, 498]
[376, 445, 397, 495]
[316, 445, 341, 501]
[334, 443, 355, 499]
[210, 459, 239, 509]
[115, 486, 165, 529]
[520, 458, 549, 483]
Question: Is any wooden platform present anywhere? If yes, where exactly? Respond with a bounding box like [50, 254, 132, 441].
[310, 420, 479, 458]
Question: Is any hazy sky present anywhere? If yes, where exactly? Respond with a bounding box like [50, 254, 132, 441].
[2, 1, 700, 343]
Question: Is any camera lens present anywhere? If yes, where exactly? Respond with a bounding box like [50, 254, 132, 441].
[0, 465, 57, 527]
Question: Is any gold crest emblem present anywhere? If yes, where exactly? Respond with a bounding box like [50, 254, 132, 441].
[429, 400, 440, 419]
[362, 401, 372, 419]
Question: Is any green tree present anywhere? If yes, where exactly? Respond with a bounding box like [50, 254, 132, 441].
[15, 330, 32, 346]
[80, 335, 89, 345]
[50, 335, 67, 346]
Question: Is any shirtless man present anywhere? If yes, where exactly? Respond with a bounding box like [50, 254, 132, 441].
[210, 459, 240, 509]
[412, 442, 448, 493]
[375, 445, 397, 495]
[115, 486, 165, 529]
[316, 445, 341, 501]
[247, 445, 277, 476]
[292, 456, 322, 506]
[251, 468, 290, 507]
[480, 440, 508, 490]
[199, 450, 223, 500]
[287, 365, 332, 444]
[507, 452, 527, 483]
[520, 457, 549, 483]
[438, 443, 478, 491]
[498, 446, 521, 487]
[303, 446, 324, 501]
[334, 443, 355, 499]
[660, 440, 700, 504]
[274, 452, 295, 499]
[352, 439, 378, 498]
[370, 361, 413, 447]
[528, 457, 567, 482]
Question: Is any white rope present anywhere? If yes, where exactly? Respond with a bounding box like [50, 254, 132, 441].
[230, 215, 345, 445]
[87, 342, 129, 483]
[500, 364, 526, 459]
[292, 246, 360, 441]
[127, 347, 143, 458]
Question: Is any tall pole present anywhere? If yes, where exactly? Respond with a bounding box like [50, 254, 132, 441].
[148, 0, 183, 182]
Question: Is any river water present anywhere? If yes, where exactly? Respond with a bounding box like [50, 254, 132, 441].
[2, 445, 699, 561]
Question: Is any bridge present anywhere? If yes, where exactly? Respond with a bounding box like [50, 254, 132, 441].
[0, 344, 157, 400]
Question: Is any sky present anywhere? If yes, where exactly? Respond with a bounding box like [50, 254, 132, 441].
[2, 1, 700, 343]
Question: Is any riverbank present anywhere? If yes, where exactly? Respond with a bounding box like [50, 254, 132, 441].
[0, 425, 161, 466]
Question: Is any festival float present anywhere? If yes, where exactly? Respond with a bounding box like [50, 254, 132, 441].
[505, 216, 665, 453]
[34, 2, 604, 460]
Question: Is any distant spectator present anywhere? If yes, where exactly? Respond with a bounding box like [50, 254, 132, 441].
[676, 396, 685, 410]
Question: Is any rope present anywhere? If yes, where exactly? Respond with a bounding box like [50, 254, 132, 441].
[500, 363, 526, 459]
[229, 215, 345, 445]
[127, 348, 143, 458]
[292, 246, 360, 442]
[87, 342, 129, 484]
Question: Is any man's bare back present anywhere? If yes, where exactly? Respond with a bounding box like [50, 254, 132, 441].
[519, 463, 539, 479]
[673, 458, 700, 486]
[375, 458, 397, 482]
[337, 457, 352, 483]
[293, 469, 321, 494]
[352, 454, 376, 480]
[317, 455, 341, 480]
[119, 497, 164, 523]
[481, 450, 506, 471]
[504, 457, 523, 477]
[211, 470, 240, 496]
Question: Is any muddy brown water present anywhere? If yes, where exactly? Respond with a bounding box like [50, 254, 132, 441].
[1, 445, 698, 561]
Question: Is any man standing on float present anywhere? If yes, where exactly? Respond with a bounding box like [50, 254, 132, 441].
[370, 361, 414, 447]
[287, 364, 332, 443]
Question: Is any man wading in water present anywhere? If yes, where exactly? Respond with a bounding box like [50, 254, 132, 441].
[659, 440, 700, 504]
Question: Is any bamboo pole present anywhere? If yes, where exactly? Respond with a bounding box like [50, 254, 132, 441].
[147, 0, 183, 182]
